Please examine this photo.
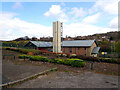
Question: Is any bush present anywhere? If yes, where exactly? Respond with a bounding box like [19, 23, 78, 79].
[18, 54, 86, 67]
[63, 59, 72, 65]
[30, 55, 42, 61]
[48, 58, 57, 63]
[65, 58, 85, 67]
[18, 54, 32, 59]
[41, 57, 48, 62]
[56, 58, 63, 64]
[18, 54, 27, 59]
[77, 55, 99, 62]
[99, 58, 120, 64]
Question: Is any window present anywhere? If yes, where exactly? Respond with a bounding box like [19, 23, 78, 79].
[78, 48, 79, 50]
[85, 48, 86, 50]
[85, 54, 86, 56]
[69, 48, 72, 53]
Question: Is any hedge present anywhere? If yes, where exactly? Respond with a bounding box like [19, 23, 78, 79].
[5, 47, 42, 55]
[5, 47, 120, 64]
[77, 55, 100, 62]
[18, 55, 85, 67]
[98, 57, 120, 64]
[77, 55, 120, 64]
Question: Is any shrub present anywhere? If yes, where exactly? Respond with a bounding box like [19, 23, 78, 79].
[63, 58, 85, 67]
[33, 56, 42, 61]
[56, 58, 63, 64]
[48, 58, 57, 63]
[41, 57, 48, 62]
[77, 55, 99, 62]
[98, 58, 120, 64]
[34, 50, 42, 55]
[69, 58, 85, 67]
[72, 60, 85, 67]
[18, 54, 27, 59]
[18, 54, 32, 59]
[18, 54, 86, 67]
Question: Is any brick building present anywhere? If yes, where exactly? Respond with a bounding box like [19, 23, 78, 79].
[24, 40, 100, 56]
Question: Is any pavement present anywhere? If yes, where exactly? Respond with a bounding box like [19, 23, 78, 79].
[13, 71, 119, 88]
[2, 60, 56, 84]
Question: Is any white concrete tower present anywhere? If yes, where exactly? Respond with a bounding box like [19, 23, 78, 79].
[53, 21, 63, 53]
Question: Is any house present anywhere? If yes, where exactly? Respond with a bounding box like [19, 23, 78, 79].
[24, 40, 100, 56]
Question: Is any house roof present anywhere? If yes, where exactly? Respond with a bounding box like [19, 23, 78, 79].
[62, 40, 95, 47]
[26, 40, 95, 47]
[91, 47, 100, 54]
[29, 41, 53, 47]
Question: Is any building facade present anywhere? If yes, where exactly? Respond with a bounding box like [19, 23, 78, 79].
[24, 40, 100, 57]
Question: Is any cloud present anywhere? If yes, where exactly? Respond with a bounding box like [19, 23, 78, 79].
[0, 12, 52, 41]
[0, 12, 117, 41]
[103, 1, 118, 15]
[44, 5, 68, 22]
[44, 5, 61, 17]
[82, 13, 101, 24]
[63, 22, 117, 37]
[1, 1, 118, 41]
[69, 7, 87, 21]
[12, 2, 23, 9]
[89, 0, 118, 15]
[109, 17, 118, 29]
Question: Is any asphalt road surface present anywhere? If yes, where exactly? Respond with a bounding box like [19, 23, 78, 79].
[13, 71, 119, 88]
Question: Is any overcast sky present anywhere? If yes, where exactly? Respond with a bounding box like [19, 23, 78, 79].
[0, 0, 118, 40]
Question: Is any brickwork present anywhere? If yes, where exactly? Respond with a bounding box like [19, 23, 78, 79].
[90, 42, 97, 56]
[36, 42, 97, 56]
[62, 47, 88, 56]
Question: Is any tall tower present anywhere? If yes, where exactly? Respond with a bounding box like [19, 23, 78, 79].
[53, 21, 63, 53]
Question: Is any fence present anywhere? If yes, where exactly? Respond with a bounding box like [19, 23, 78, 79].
[3, 54, 16, 60]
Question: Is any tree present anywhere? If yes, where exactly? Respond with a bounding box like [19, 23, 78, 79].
[32, 37, 38, 41]
[115, 40, 120, 52]
[100, 45, 111, 52]
[109, 36, 114, 41]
